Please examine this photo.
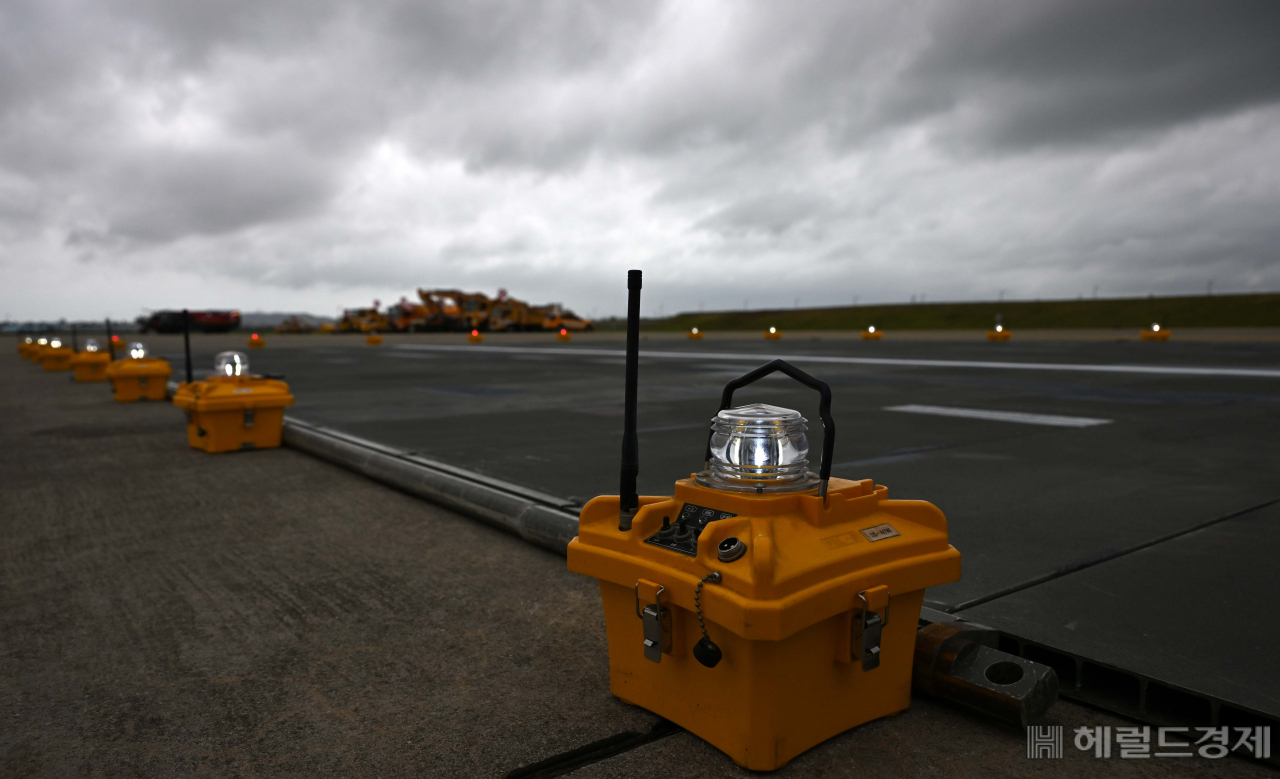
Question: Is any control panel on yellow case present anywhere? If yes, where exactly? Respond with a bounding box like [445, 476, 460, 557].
[643, 502, 736, 556]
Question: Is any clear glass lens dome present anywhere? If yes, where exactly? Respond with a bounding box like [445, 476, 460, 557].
[214, 351, 249, 377]
[23, 336, 33, 344]
[84, 339, 99, 352]
[128, 342, 147, 359]
[49, 338, 62, 348]
[37, 337, 48, 345]
[697, 403, 819, 493]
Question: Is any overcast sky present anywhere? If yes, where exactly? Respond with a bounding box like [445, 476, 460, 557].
[3, 0, 1279, 321]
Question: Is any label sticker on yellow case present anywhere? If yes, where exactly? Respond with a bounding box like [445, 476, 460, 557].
[860, 523, 900, 542]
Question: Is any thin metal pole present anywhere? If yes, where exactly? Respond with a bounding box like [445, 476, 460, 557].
[105, 318, 115, 360]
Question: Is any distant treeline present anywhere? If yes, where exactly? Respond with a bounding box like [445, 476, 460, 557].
[622, 293, 1280, 331]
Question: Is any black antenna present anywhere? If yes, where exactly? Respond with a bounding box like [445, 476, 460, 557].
[105, 318, 115, 360]
[71, 324, 78, 352]
[619, 269, 642, 531]
[183, 308, 193, 384]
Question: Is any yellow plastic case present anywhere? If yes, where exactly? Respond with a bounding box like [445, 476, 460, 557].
[763, 329, 782, 340]
[171, 376, 294, 453]
[861, 329, 882, 341]
[106, 358, 173, 402]
[568, 478, 960, 771]
[1141, 328, 1170, 341]
[366, 333, 383, 346]
[70, 352, 111, 382]
[41, 347, 74, 371]
[986, 329, 1011, 341]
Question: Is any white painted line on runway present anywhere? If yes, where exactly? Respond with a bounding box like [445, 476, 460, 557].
[884, 405, 1113, 427]
[393, 343, 1280, 379]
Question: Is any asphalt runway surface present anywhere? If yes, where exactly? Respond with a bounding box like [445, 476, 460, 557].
[7, 343, 1278, 777]
[143, 331, 1280, 724]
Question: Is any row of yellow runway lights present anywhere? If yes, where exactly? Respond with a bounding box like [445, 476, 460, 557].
[17, 333, 293, 455]
[706, 323, 1169, 342]
[361, 323, 1173, 344]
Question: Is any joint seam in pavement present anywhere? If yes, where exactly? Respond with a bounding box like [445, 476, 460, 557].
[948, 496, 1280, 613]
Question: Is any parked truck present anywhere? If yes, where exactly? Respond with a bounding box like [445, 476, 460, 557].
[137, 310, 241, 333]
[539, 303, 594, 332]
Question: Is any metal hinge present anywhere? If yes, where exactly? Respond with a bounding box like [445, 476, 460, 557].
[634, 583, 671, 663]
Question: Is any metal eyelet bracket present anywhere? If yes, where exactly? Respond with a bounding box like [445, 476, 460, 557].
[856, 589, 890, 671]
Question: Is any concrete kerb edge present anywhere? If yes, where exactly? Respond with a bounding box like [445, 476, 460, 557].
[279, 417, 580, 555]
[163, 380, 580, 553]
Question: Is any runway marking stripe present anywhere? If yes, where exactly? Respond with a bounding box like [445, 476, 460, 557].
[884, 404, 1112, 427]
[393, 343, 1280, 379]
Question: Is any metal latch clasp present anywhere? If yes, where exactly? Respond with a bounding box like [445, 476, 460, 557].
[634, 583, 671, 663]
[243, 409, 255, 428]
[855, 588, 890, 671]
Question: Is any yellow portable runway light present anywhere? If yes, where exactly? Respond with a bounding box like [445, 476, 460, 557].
[468, 328, 484, 344]
[986, 314, 1011, 341]
[558, 327, 572, 342]
[105, 342, 172, 402]
[764, 326, 782, 340]
[567, 271, 961, 771]
[861, 325, 882, 341]
[366, 331, 383, 346]
[688, 327, 704, 340]
[18, 336, 35, 359]
[172, 351, 294, 453]
[42, 337, 74, 371]
[30, 336, 50, 362]
[70, 339, 110, 382]
[247, 332, 265, 349]
[1141, 322, 1170, 342]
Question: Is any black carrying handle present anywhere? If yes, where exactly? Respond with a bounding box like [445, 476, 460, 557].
[704, 359, 835, 498]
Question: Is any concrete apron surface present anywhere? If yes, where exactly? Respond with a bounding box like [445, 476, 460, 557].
[3, 357, 1273, 778]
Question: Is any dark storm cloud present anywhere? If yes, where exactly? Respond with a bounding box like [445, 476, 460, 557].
[909, 0, 1280, 149]
[1, 0, 1278, 319]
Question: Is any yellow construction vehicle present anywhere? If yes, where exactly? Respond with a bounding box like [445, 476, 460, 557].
[456, 292, 495, 331]
[417, 289, 465, 331]
[387, 297, 436, 332]
[338, 307, 389, 333]
[489, 295, 546, 332]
